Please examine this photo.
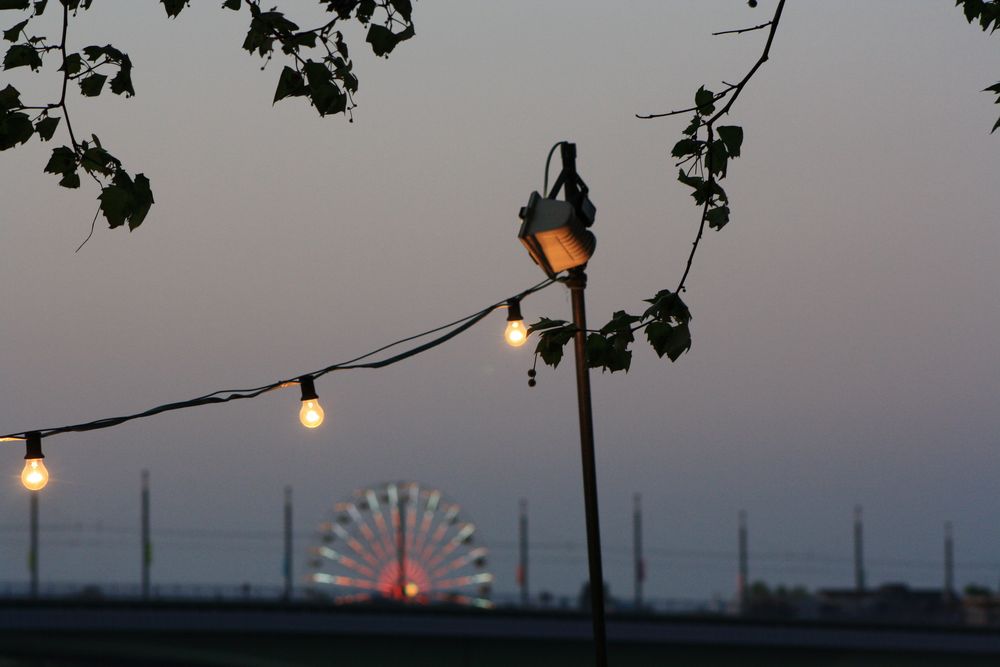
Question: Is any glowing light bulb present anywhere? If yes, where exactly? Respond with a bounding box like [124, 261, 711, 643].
[21, 458, 48, 491]
[297, 375, 325, 429]
[20, 432, 48, 492]
[504, 298, 528, 348]
[404, 582, 419, 598]
[504, 319, 528, 347]
[299, 399, 325, 429]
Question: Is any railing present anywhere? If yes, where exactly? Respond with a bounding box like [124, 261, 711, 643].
[0, 580, 726, 615]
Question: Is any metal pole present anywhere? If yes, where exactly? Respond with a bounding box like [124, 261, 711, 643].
[567, 268, 608, 667]
[397, 499, 406, 599]
[854, 505, 865, 593]
[634, 493, 643, 610]
[519, 498, 529, 607]
[284, 485, 293, 600]
[141, 469, 150, 599]
[944, 521, 954, 604]
[738, 510, 748, 614]
[29, 491, 39, 599]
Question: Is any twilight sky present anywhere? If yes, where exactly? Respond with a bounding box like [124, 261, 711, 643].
[1, 1, 999, 604]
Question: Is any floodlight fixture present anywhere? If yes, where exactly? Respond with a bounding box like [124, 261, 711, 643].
[517, 142, 596, 279]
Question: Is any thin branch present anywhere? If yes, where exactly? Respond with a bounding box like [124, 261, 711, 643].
[713, 21, 772, 37]
[58, 1, 78, 150]
[708, 0, 786, 124]
[675, 125, 714, 293]
[672, 0, 785, 295]
[74, 206, 100, 253]
[636, 87, 734, 120]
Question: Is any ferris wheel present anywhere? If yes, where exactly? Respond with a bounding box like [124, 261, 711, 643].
[308, 481, 493, 608]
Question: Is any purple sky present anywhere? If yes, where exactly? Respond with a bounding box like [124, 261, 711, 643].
[1, 1, 999, 603]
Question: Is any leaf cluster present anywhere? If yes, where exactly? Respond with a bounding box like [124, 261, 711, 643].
[955, 0, 1000, 133]
[44, 135, 153, 229]
[231, 0, 414, 118]
[529, 81, 752, 374]
[671, 88, 745, 232]
[529, 288, 693, 374]
[1, 0, 417, 240]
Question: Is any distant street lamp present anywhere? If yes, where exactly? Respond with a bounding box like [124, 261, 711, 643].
[516, 141, 607, 667]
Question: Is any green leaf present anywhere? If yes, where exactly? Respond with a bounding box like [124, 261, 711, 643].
[527, 317, 570, 334]
[33, 114, 57, 140]
[3, 18, 27, 42]
[694, 85, 715, 114]
[670, 138, 701, 159]
[0, 108, 31, 149]
[356, 0, 375, 23]
[3, 43, 41, 70]
[98, 170, 153, 230]
[599, 310, 641, 335]
[99, 183, 130, 229]
[257, 10, 298, 35]
[159, 0, 188, 18]
[717, 125, 743, 158]
[109, 56, 134, 96]
[535, 324, 576, 368]
[44, 145, 80, 187]
[604, 344, 632, 373]
[0, 0, 30, 10]
[643, 289, 690, 324]
[0, 83, 20, 110]
[128, 173, 153, 230]
[304, 60, 345, 115]
[366, 24, 396, 57]
[79, 73, 107, 97]
[682, 113, 700, 137]
[273, 65, 305, 103]
[676, 168, 703, 191]
[585, 333, 608, 369]
[366, 24, 412, 58]
[80, 143, 117, 174]
[645, 321, 692, 362]
[706, 205, 730, 230]
[81, 44, 103, 61]
[708, 139, 728, 177]
[58, 171, 79, 188]
[60, 52, 81, 74]
[389, 0, 412, 21]
[43, 145, 76, 174]
[242, 16, 274, 57]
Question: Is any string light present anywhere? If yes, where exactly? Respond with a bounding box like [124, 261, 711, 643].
[504, 298, 528, 348]
[21, 432, 48, 492]
[298, 375, 325, 429]
[1, 278, 556, 467]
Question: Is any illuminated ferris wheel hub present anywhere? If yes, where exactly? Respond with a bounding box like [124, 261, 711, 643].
[308, 481, 493, 608]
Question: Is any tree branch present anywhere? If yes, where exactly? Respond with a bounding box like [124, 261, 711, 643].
[713, 21, 772, 37]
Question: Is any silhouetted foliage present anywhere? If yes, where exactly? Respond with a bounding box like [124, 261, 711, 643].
[2, 1, 997, 368]
[955, 0, 1000, 132]
[1, 0, 413, 241]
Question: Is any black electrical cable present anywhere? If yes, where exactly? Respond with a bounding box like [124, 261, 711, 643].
[543, 140, 567, 198]
[1, 278, 555, 442]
